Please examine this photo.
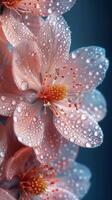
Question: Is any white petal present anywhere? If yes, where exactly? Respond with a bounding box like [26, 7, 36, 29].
[58, 162, 91, 199]
[80, 89, 107, 121]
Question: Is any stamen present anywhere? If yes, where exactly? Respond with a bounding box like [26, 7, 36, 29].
[19, 169, 47, 195]
[40, 84, 67, 103]
[19, 165, 56, 197]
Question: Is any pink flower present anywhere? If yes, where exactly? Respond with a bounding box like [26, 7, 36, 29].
[0, 14, 109, 149]
[0, 144, 91, 200]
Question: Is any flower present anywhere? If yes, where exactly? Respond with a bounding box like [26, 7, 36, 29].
[0, 142, 91, 200]
[0, 14, 109, 149]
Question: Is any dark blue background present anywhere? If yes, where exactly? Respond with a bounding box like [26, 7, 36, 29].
[65, 1, 112, 199]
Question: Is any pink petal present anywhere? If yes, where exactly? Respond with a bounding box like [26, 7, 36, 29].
[0, 125, 7, 165]
[13, 101, 44, 147]
[0, 94, 20, 116]
[53, 107, 103, 148]
[34, 113, 61, 164]
[69, 46, 109, 92]
[58, 162, 91, 199]
[0, 10, 35, 47]
[80, 89, 107, 121]
[37, 14, 71, 79]
[17, 0, 77, 16]
[13, 40, 41, 91]
[0, 188, 16, 200]
[5, 147, 34, 180]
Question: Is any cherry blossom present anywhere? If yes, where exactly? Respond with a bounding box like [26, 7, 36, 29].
[0, 14, 109, 148]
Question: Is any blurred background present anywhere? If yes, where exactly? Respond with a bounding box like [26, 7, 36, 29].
[64, 0, 112, 200]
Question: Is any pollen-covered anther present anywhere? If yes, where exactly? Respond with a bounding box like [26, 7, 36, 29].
[20, 176, 47, 195]
[19, 167, 48, 195]
[40, 84, 67, 102]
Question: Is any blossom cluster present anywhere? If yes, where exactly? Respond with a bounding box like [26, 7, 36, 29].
[0, 0, 109, 199]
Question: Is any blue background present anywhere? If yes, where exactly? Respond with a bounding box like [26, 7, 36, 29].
[64, 0, 112, 200]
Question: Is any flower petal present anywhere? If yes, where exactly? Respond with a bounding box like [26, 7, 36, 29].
[34, 112, 61, 164]
[80, 89, 107, 121]
[68, 46, 109, 93]
[40, 187, 79, 200]
[37, 14, 71, 78]
[58, 162, 91, 199]
[0, 94, 20, 116]
[53, 107, 103, 148]
[5, 147, 34, 180]
[0, 10, 35, 47]
[13, 40, 41, 91]
[52, 138, 79, 174]
[17, 0, 77, 16]
[13, 101, 44, 147]
[0, 188, 16, 200]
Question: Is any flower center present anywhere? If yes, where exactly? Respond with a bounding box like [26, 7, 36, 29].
[40, 84, 67, 103]
[19, 165, 56, 197]
[19, 168, 47, 196]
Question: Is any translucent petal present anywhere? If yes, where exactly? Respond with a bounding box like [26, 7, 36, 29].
[17, 0, 77, 16]
[0, 188, 16, 200]
[53, 107, 103, 148]
[0, 10, 35, 47]
[40, 186, 78, 200]
[59, 162, 91, 199]
[52, 138, 79, 174]
[13, 101, 44, 147]
[0, 94, 20, 116]
[5, 147, 34, 180]
[37, 14, 71, 78]
[69, 46, 109, 92]
[13, 40, 41, 91]
[34, 113, 61, 164]
[80, 89, 107, 121]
